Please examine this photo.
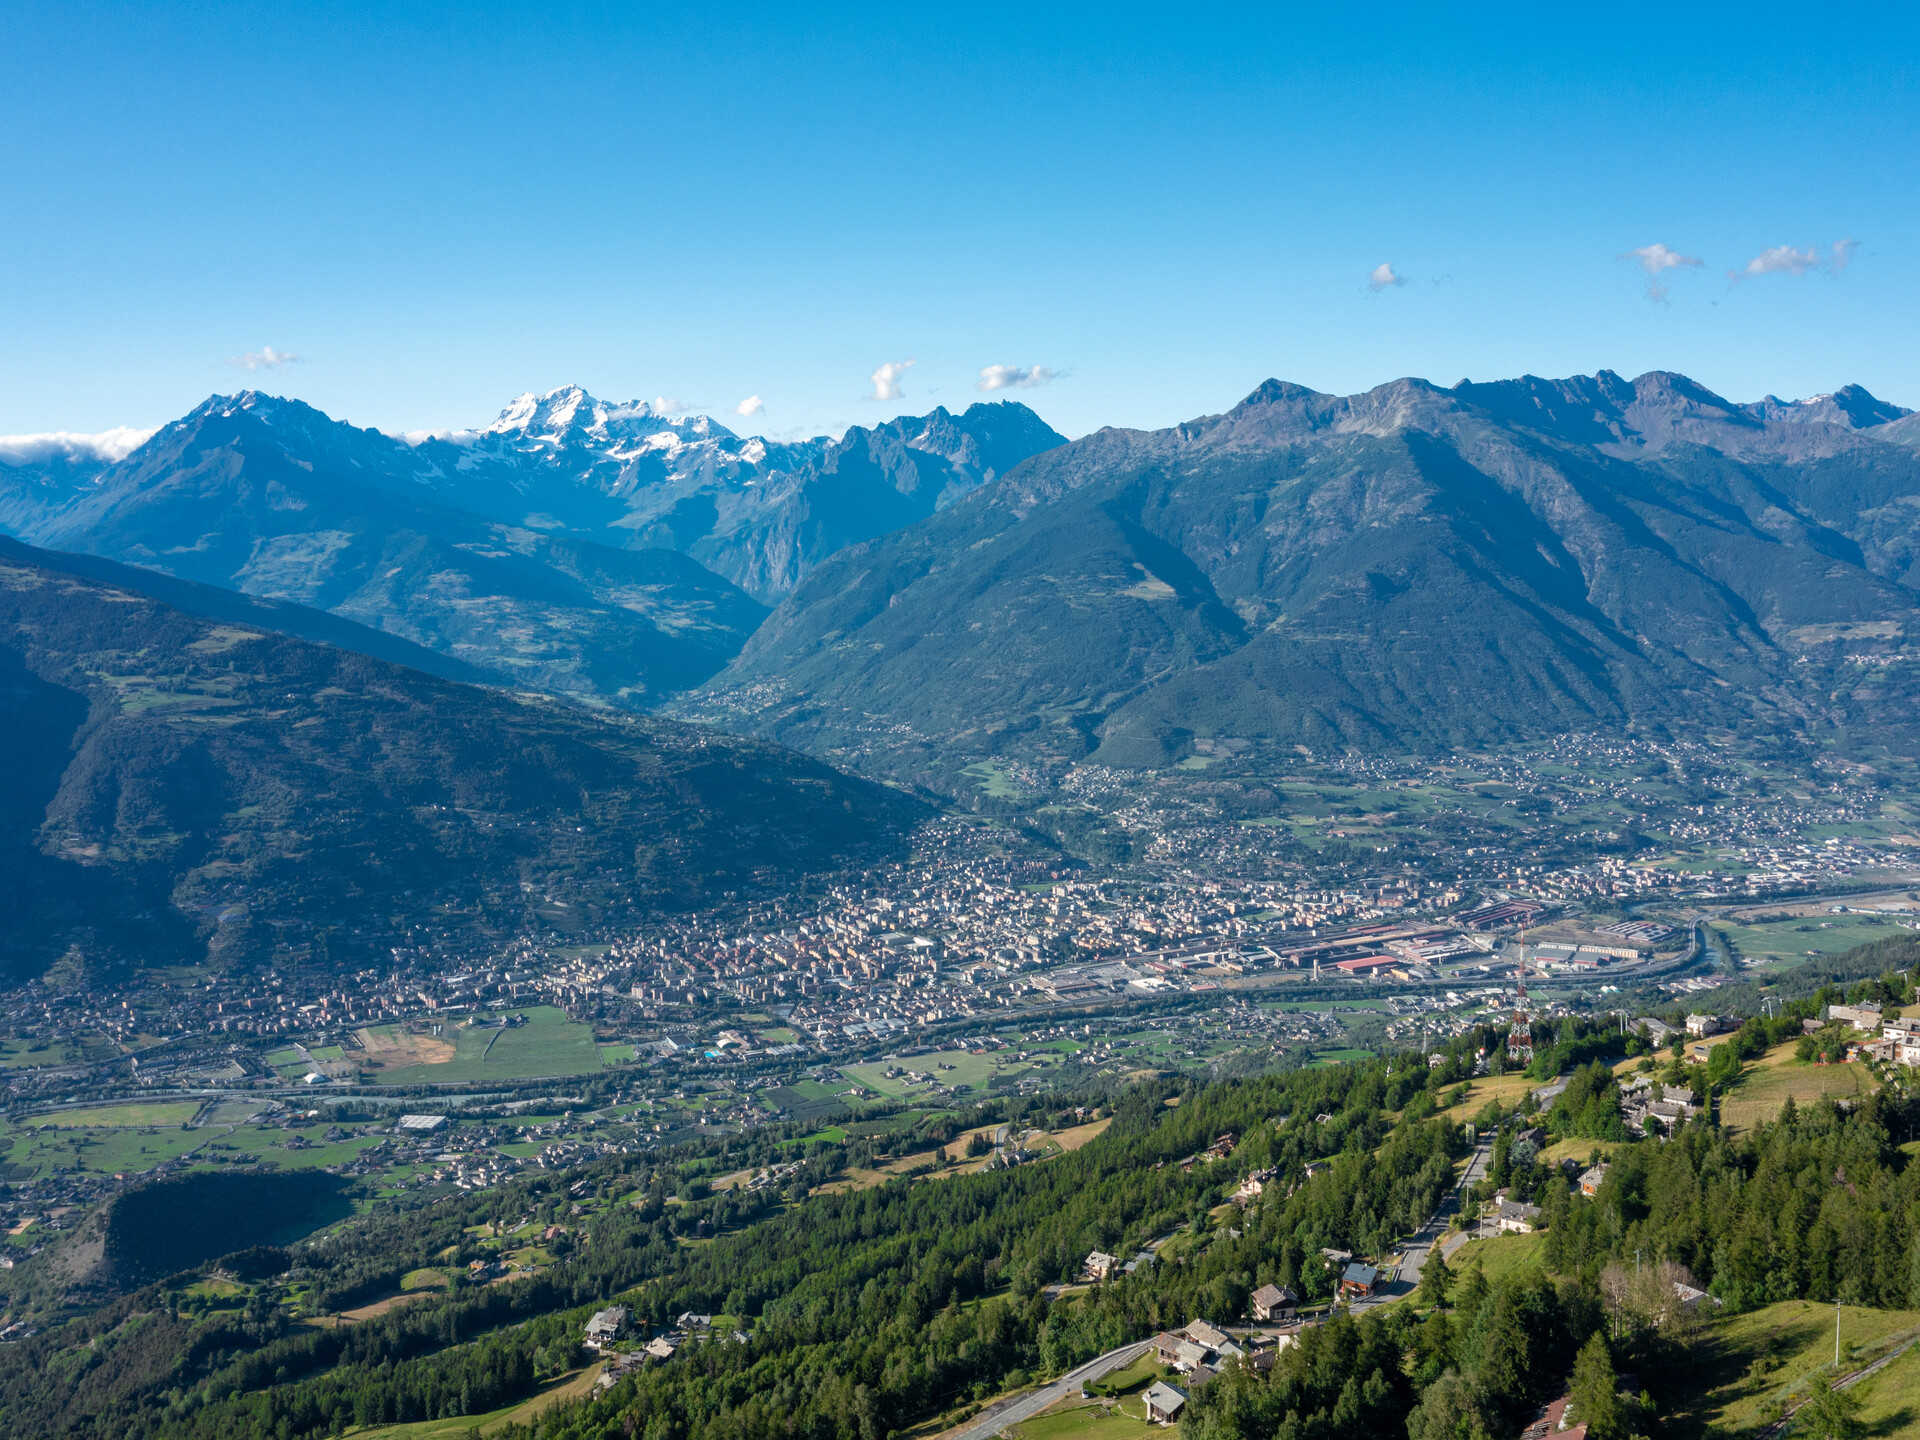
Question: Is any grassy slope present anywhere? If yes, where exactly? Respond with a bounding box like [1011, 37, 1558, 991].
[1669, 1300, 1920, 1439]
[1720, 1043, 1876, 1135]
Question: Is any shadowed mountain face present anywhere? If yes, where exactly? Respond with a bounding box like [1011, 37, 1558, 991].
[0, 539, 921, 981]
[681, 371, 1920, 778]
[0, 390, 1064, 705]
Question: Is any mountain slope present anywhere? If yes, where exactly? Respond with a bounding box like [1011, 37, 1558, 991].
[19, 394, 768, 705]
[393, 387, 1066, 602]
[0, 539, 920, 980]
[0, 390, 1065, 703]
[683, 371, 1920, 778]
[0, 535, 488, 684]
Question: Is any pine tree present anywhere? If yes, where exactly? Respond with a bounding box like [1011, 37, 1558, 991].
[1568, 1333, 1621, 1440]
[1416, 1247, 1453, 1310]
[1797, 1375, 1864, 1440]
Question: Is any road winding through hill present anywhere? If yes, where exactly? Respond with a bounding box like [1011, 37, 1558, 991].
[1357, 1136, 1493, 1308]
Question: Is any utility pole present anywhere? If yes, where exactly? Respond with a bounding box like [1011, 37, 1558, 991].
[1837, 1298, 1842, 1368]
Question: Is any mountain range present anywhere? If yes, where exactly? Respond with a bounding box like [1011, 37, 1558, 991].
[0, 537, 919, 980]
[680, 370, 1920, 780]
[13, 369, 1920, 798]
[0, 389, 1065, 707]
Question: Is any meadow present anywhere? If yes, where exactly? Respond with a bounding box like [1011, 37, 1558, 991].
[362, 1007, 603, 1085]
[841, 1048, 1042, 1098]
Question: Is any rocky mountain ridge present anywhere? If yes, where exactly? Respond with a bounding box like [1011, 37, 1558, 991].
[682, 370, 1920, 782]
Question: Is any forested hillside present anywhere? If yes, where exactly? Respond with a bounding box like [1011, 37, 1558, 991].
[0, 543, 919, 978]
[4, 994, 1919, 1440]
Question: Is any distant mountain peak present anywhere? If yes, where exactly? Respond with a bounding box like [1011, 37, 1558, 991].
[480, 386, 737, 449]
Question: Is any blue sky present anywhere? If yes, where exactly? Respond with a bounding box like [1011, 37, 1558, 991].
[2, 2, 1914, 441]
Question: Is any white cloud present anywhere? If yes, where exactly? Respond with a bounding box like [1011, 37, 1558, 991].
[224, 345, 303, 371]
[649, 396, 691, 416]
[976, 364, 1060, 392]
[735, 395, 764, 417]
[1368, 262, 1407, 293]
[0, 425, 156, 466]
[867, 358, 915, 401]
[1620, 243, 1702, 274]
[1728, 239, 1858, 285]
[1616, 243, 1703, 303]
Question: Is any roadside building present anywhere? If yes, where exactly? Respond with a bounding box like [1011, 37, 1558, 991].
[1495, 1200, 1543, 1234]
[1251, 1282, 1298, 1321]
[1339, 1261, 1380, 1299]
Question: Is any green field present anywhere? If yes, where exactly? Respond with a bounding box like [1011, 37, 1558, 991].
[49, 1101, 200, 1128]
[1719, 1044, 1876, 1134]
[0, 1123, 207, 1180]
[366, 1007, 603, 1085]
[1004, 1397, 1161, 1440]
[0, 1038, 86, 1069]
[1713, 914, 1912, 967]
[840, 1049, 1038, 1098]
[1444, 1233, 1547, 1287]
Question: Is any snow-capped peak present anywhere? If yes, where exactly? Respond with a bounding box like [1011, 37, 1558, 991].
[479, 386, 738, 448]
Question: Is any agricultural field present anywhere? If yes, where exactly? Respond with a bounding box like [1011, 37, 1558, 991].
[0, 1037, 94, 1069]
[0, 1121, 207, 1183]
[1003, 1392, 1162, 1440]
[49, 1101, 201, 1128]
[353, 1362, 606, 1439]
[360, 1007, 602, 1085]
[1719, 1044, 1877, 1134]
[840, 1048, 1043, 1099]
[1712, 913, 1914, 968]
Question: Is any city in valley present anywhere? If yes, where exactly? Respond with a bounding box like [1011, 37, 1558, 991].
[3, 733, 1916, 1270]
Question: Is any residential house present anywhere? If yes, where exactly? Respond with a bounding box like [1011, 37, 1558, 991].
[1173, 1340, 1212, 1373]
[1829, 1002, 1884, 1031]
[1495, 1200, 1543, 1234]
[1144, 1382, 1189, 1424]
[1183, 1319, 1232, 1350]
[1339, 1262, 1380, 1299]
[1251, 1283, 1298, 1321]
[584, 1306, 630, 1349]
[644, 1337, 678, 1360]
[1684, 1014, 1727, 1038]
[1577, 1164, 1608, 1197]
[1085, 1251, 1118, 1281]
[1638, 1018, 1679, 1046]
